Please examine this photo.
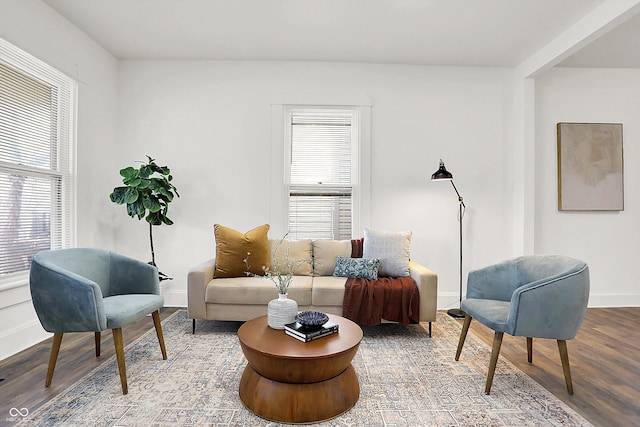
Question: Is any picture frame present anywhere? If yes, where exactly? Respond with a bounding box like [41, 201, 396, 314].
[557, 122, 624, 211]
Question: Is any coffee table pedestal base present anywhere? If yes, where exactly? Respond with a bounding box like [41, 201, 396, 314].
[239, 364, 359, 424]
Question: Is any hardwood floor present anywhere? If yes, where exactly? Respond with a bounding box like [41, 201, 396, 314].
[0, 307, 638, 426]
[0, 308, 178, 423]
[467, 306, 640, 426]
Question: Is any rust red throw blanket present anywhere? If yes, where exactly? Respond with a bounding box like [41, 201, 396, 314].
[342, 238, 420, 325]
[351, 238, 364, 258]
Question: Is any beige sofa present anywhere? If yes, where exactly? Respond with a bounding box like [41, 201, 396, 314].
[187, 239, 438, 334]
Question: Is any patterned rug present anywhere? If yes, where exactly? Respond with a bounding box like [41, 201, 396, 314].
[17, 310, 590, 426]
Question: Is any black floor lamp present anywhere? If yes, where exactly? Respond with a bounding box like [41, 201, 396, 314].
[431, 159, 466, 319]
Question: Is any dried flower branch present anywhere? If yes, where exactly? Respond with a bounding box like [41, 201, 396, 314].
[244, 234, 309, 295]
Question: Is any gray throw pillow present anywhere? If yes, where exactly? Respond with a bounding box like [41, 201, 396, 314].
[362, 227, 411, 277]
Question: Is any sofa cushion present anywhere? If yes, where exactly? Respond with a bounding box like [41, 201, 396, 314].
[312, 276, 348, 306]
[270, 239, 313, 276]
[333, 256, 380, 280]
[214, 223, 270, 278]
[363, 228, 412, 277]
[206, 275, 313, 306]
[312, 239, 351, 276]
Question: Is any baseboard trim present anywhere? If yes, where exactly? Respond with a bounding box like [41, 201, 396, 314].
[0, 319, 50, 361]
[162, 289, 187, 308]
[163, 290, 640, 311]
[587, 293, 640, 307]
[437, 291, 640, 311]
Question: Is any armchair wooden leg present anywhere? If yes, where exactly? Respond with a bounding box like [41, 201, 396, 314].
[95, 332, 101, 357]
[45, 332, 63, 387]
[455, 314, 472, 361]
[557, 340, 574, 395]
[152, 310, 168, 360]
[485, 331, 504, 395]
[112, 328, 128, 395]
[192, 318, 196, 334]
[527, 337, 533, 363]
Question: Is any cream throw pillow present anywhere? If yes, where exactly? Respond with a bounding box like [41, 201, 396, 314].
[270, 239, 313, 276]
[362, 227, 412, 277]
[312, 240, 352, 276]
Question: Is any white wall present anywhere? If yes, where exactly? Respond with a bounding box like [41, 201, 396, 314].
[535, 67, 640, 306]
[0, 0, 119, 360]
[3, 5, 636, 364]
[115, 60, 515, 309]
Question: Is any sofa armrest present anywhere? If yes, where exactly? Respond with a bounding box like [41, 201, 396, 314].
[409, 260, 438, 322]
[187, 258, 216, 320]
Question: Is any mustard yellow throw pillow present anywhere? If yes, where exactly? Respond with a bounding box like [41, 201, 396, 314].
[214, 224, 270, 278]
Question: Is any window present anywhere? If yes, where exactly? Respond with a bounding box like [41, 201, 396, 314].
[285, 108, 358, 240]
[0, 38, 76, 284]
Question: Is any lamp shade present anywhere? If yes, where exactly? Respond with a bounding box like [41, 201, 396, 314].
[431, 159, 453, 180]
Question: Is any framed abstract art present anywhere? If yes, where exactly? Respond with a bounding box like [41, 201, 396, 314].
[557, 122, 624, 211]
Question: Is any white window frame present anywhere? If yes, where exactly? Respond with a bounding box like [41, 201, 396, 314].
[0, 38, 77, 289]
[270, 102, 371, 239]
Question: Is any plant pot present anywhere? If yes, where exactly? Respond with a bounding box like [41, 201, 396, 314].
[267, 293, 298, 329]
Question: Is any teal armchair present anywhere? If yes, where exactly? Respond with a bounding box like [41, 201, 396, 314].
[455, 255, 589, 394]
[29, 248, 168, 394]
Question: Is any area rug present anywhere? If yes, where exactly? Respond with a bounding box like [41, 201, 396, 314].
[17, 310, 590, 426]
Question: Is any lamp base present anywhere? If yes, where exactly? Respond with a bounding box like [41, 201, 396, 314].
[447, 308, 466, 319]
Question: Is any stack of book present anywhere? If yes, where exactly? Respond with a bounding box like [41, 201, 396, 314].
[284, 320, 339, 342]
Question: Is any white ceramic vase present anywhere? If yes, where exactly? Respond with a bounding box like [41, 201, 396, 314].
[267, 293, 298, 329]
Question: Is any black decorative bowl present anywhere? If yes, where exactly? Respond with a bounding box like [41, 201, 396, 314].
[295, 311, 329, 327]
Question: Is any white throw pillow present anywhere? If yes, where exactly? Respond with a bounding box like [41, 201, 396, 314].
[362, 228, 412, 277]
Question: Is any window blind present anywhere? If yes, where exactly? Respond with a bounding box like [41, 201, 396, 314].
[288, 110, 353, 240]
[0, 38, 76, 282]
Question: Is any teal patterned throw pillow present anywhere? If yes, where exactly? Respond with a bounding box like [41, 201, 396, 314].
[333, 256, 380, 280]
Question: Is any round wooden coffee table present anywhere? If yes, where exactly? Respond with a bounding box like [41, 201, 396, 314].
[237, 314, 363, 424]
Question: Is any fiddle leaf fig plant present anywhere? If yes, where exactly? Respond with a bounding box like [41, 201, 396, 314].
[109, 155, 179, 280]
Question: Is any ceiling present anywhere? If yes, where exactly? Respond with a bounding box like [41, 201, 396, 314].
[42, 0, 640, 68]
